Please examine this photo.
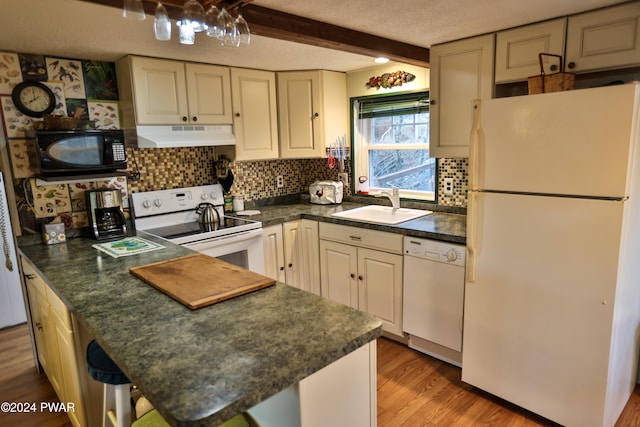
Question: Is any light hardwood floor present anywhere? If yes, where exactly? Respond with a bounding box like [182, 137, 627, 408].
[1, 324, 639, 426]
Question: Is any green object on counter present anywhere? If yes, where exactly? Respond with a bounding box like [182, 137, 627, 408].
[224, 194, 233, 213]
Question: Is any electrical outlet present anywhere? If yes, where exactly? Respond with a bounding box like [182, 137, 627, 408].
[276, 175, 284, 188]
[443, 178, 454, 196]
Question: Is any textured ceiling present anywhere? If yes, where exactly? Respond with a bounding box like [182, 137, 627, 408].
[0, 0, 631, 72]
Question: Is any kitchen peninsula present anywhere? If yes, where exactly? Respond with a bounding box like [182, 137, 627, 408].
[17, 232, 382, 426]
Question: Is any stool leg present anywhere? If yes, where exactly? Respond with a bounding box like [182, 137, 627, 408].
[103, 383, 132, 427]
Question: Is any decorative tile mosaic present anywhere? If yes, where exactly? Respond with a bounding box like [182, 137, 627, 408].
[229, 158, 351, 201]
[438, 158, 469, 207]
[126, 146, 217, 193]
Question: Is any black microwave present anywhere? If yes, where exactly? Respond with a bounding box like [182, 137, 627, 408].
[28, 129, 127, 177]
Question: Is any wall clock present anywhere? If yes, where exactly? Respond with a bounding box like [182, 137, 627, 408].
[11, 81, 56, 118]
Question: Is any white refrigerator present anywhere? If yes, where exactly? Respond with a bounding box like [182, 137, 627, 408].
[463, 83, 640, 427]
[0, 171, 26, 328]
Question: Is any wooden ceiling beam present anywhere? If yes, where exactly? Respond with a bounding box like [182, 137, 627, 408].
[79, 0, 430, 67]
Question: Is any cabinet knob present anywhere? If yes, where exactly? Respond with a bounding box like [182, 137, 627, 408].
[358, 275, 363, 281]
[279, 266, 285, 271]
[549, 64, 558, 72]
[192, 117, 197, 122]
[350, 273, 355, 279]
[182, 116, 188, 122]
[567, 62, 576, 69]
[288, 263, 293, 268]
[312, 112, 319, 119]
[234, 113, 241, 117]
[36, 322, 43, 330]
[430, 100, 436, 105]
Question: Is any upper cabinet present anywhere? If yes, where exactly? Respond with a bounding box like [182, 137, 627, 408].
[495, 19, 567, 83]
[429, 34, 495, 158]
[116, 56, 232, 126]
[565, 2, 640, 73]
[277, 70, 348, 159]
[230, 68, 279, 161]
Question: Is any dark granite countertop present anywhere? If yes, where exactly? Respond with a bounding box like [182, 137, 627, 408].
[234, 201, 466, 244]
[17, 233, 382, 426]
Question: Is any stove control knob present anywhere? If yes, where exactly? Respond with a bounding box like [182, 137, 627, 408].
[142, 200, 151, 209]
[209, 192, 219, 202]
[200, 193, 208, 201]
[153, 199, 162, 208]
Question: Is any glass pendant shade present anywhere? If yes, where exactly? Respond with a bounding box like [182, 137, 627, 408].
[205, 4, 224, 39]
[123, 0, 146, 20]
[178, 20, 196, 45]
[218, 7, 238, 47]
[182, 0, 206, 33]
[154, 2, 171, 41]
[235, 7, 251, 46]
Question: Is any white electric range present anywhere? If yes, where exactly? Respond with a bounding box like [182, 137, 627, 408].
[130, 184, 264, 274]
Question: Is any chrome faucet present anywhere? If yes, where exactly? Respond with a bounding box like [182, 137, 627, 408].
[377, 185, 400, 210]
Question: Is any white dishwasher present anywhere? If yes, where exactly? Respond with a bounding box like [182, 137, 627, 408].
[402, 236, 465, 367]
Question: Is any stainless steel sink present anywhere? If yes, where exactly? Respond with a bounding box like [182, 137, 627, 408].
[331, 205, 432, 225]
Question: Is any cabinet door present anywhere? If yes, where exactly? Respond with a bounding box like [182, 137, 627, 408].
[283, 220, 302, 288]
[185, 63, 232, 125]
[231, 68, 279, 160]
[566, 2, 640, 73]
[26, 282, 48, 372]
[298, 220, 321, 296]
[495, 19, 566, 83]
[429, 34, 495, 158]
[319, 240, 358, 307]
[130, 57, 189, 125]
[278, 71, 321, 158]
[263, 224, 285, 283]
[43, 303, 63, 398]
[55, 318, 86, 427]
[357, 248, 403, 336]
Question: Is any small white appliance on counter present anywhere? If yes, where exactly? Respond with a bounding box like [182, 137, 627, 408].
[464, 83, 640, 427]
[402, 236, 465, 367]
[131, 184, 264, 274]
[309, 180, 343, 204]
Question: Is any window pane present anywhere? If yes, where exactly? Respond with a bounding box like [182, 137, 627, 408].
[368, 149, 436, 192]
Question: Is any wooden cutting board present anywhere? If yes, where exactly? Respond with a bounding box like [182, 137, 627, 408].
[129, 254, 275, 309]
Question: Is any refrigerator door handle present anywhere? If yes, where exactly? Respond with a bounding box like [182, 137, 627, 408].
[468, 100, 482, 192]
[466, 190, 478, 283]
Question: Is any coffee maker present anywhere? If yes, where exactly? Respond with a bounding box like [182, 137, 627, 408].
[86, 189, 127, 240]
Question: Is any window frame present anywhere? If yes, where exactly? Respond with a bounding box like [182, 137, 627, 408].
[351, 90, 436, 202]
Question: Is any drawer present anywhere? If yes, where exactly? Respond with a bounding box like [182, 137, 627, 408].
[46, 286, 72, 329]
[21, 257, 47, 298]
[319, 223, 403, 254]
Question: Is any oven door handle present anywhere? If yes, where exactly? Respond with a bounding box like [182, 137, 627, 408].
[183, 228, 263, 247]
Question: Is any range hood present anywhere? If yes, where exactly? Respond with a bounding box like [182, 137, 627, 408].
[129, 125, 235, 148]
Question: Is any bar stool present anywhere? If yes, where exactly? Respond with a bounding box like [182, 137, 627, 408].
[86, 340, 134, 427]
[87, 340, 252, 427]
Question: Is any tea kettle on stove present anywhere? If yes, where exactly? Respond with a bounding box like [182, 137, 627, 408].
[196, 202, 220, 225]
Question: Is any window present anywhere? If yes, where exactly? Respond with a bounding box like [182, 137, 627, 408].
[352, 91, 436, 201]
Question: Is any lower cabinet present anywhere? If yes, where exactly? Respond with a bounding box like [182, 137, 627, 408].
[319, 223, 403, 336]
[247, 340, 377, 427]
[22, 257, 86, 427]
[263, 220, 320, 295]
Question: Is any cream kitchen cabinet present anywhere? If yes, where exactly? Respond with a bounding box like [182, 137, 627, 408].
[277, 70, 348, 159]
[116, 56, 232, 125]
[230, 68, 279, 161]
[429, 34, 495, 158]
[565, 2, 640, 73]
[22, 257, 86, 426]
[319, 223, 403, 336]
[263, 220, 320, 295]
[495, 19, 567, 83]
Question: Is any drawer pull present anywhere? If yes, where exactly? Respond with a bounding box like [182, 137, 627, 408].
[349, 235, 362, 241]
[25, 274, 35, 279]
